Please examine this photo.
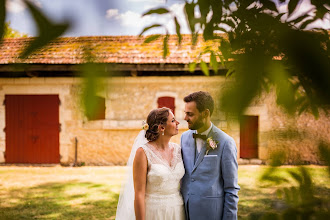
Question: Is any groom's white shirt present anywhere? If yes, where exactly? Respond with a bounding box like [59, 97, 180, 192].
[196, 123, 213, 153]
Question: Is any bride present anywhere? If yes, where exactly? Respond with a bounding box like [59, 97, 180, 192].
[116, 107, 185, 220]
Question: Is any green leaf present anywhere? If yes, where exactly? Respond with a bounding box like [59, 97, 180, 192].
[300, 18, 316, 29]
[174, 16, 182, 45]
[268, 62, 296, 115]
[210, 0, 223, 21]
[260, 167, 289, 184]
[224, 17, 236, 29]
[184, 2, 196, 33]
[218, 54, 225, 67]
[214, 27, 228, 33]
[289, 14, 311, 25]
[139, 24, 162, 36]
[276, 188, 283, 199]
[192, 32, 198, 46]
[0, 0, 5, 40]
[260, 0, 278, 12]
[288, 0, 300, 17]
[288, 170, 302, 183]
[163, 34, 169, 58]
[315, 3, 329, 20]
[219, 40, 231, 60]
[20, 0, 69, 58]
[210, 52, 218, 74]
[142, 8, 169, 16]
[189, 62, 196, 73]
[197, 0, 210, 23]
[203, 21, 214, 41]
[143, 34, 161, 43]
[219, 51, 266, 115]
[298, 102, 309, 115]
[80, 48, 106, 120]
[318, 142, 330, 176]
[200, 61, 209, 76]
[311, 104, 319, 119]
[225, 68, 235, 77]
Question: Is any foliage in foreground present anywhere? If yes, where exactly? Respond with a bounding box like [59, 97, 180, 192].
[256, 142, 330, 219]
[141, 0, 330, 118]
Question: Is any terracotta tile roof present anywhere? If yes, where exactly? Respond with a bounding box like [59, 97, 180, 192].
[0, 35, 219, 65]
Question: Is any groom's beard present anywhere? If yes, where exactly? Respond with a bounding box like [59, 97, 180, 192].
[189, 116, 205, 130]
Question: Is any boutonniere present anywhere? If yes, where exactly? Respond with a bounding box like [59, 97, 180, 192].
[206, 137, 218, 155]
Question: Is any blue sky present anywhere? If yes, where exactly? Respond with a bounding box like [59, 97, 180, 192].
[5, 0, 330, 37]
[6, 0, 189, 36]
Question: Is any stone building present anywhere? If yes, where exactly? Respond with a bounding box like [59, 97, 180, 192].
[0, 36, 329, 165]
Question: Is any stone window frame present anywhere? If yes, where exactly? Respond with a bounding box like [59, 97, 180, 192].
[154, 92, 178, 116]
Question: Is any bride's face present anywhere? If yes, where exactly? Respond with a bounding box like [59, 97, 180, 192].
[164, 111, 179, 136]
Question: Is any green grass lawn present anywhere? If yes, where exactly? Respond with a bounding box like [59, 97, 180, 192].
[0, 165, 329, 219]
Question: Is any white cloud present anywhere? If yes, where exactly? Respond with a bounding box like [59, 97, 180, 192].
[307, 13, 330, 29]
[6, 0, 42, 14]
[119, 10, 146, 27]
[6, 0, 25, 13]
[143, 4, 161, 11]
[105, 9, 153, 31]
[106, 9, 119, 19]
[105, 2, 189, 35]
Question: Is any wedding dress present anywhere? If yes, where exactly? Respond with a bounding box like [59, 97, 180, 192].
[115, 130, 185, 220]
[141, 142, 185, 220]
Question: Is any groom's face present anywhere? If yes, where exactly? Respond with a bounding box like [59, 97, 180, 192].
[184, 101, 204, 130]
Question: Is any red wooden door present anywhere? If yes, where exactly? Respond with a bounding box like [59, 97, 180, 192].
[157, 97, 175, 115]
[240, 115, 258, 158]
[5, 95, 60, 163]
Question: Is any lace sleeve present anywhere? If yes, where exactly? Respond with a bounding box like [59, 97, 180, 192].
[140, 144, 152, 168]
[171, 142, 183, 164]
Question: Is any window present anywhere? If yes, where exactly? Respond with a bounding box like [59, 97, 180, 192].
[157, 96, 175, 115]
[86, 96, 106, 120]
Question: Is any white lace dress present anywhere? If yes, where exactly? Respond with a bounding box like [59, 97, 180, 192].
[140, 142, 185, 220]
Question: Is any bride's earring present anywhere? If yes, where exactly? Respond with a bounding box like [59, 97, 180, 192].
[162, 130, 165, 135]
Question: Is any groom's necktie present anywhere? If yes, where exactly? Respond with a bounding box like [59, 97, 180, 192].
[192, 133, 207, 140]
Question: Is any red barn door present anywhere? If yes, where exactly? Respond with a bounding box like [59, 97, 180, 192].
[240, 115, 258, 159]
[5, 95, 60, 163]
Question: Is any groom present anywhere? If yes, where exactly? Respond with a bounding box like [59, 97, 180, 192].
[180, 91, 240, 220]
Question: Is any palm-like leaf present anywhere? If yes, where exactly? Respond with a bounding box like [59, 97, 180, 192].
[0, 0, 6, 41]
[19, 0, 69, 58]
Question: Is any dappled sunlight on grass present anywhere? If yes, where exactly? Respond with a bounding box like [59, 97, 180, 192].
[0, 166, 124, 219]
[237, 165, 330, 219]
[0, 180, 119, 219]
[0, 165, 328, 219]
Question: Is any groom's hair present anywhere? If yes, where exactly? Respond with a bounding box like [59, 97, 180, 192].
[184, 91, 214, 116]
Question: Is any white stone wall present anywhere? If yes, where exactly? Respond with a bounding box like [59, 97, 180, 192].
[0, 76, 234, 165]
[0, 76, 329, 165]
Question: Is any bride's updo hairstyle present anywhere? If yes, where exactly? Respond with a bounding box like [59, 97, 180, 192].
[145, 107, 170, 141]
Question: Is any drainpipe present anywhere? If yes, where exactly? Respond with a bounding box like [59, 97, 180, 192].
[74, 137, 78, 166]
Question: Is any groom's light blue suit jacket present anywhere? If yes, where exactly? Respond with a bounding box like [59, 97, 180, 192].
[180, 125, 240, 220]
